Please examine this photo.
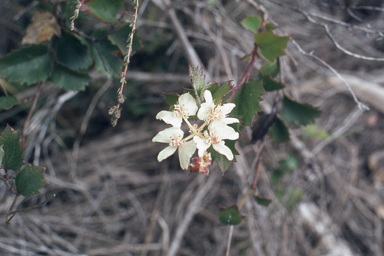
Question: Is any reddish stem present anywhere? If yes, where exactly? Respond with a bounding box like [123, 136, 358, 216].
[251, 148, 264, 190]
[227, 46, 258, 103]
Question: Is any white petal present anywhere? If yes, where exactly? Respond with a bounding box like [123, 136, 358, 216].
[194, 136, 211, 157]
[220, 117, 239, 124]
[158, 146, 177, 162]
[153, 127, 184, 143]
[179, 93, 198, 116]
[178, 140, 197, 170]
[203, 90, 213, 105]
[219, 103, 236, 115]
[209, 121, 239, 140]
[213, 141, 234, 160]
[156, 110, 182, 127]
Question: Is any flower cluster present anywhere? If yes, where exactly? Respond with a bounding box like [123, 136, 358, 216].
[153, 90, 239, 174]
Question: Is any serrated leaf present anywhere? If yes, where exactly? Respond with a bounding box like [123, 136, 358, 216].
[0, 125, 24, 172]
[219, 205, 245, 225]
[254, 31, 289, 61]
[15, 163, 46, 197]
[303, 124, 328, 140]
[231, 80, 264, 126]
[254, 192, 272, 206]
[241, 14, 262, 34]
[189, 65, 205, 98]
[89, 40, 122, 78]
[282, 95, 322, 125]
[56, 32, 93, 71]
[212, 81, 232, 105]
[260, 59, 280, 78]
[0, 96, 19, 110]
[108, 25, 142, 54]
[0, 44, 52, 85]
[51, 64, 90, 91]
[85, 0, 124, 24]
[269, 117, 289, 142]
[261, 74, 285, 92]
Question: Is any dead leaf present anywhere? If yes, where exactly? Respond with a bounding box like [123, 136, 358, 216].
[22, 10, 61, 45]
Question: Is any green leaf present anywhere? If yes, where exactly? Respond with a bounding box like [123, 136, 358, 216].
[265, 23, 276, 31]
[189, 65, 205, 99]
[241, 14, 262, 34]
[219, 205, 245, 225]
[51, 64, 90, 91]
[269, 117, 289, 142]
[164, 93, 179, 110]
[0, 96, 19, 110]
[260, 59, 280, 78]
[56, 32, 93, 71]
[253, 192, 272, 206]
[15, 163, 46, 197]
[212, 81, 232, 105]
[0, 45, 52, 85]
[89, 40, 122, 78]
[303, 124, 328, 140]
[108, 24, 142, 54]
[261, 75, 285, 92]
[254, 31, 289, 61]
[0, 125, 24, 172]
[231, 80, 264, 126]
[85, 0, 124, 24]
[282, 95, 322, 125]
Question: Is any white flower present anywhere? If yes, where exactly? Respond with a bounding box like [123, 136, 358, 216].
[156, 93, 198, 128]
[193, 121, 239, 161]
[197, 90, 239, 124]
[152, 127, 197, 170]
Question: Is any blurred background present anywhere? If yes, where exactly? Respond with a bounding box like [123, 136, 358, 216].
[1, 0, 384, 255]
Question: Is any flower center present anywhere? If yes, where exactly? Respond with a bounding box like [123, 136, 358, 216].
[169, 135, 184, 147]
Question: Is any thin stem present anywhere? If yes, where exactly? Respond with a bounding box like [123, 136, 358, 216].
[227, 46, 258, 103]
[6, 195, 20, 223]
[238, 188, 252, 209]
[21, 83, 44, 148]
[225, 225, 234, 256]
[251, 146, 264, 190]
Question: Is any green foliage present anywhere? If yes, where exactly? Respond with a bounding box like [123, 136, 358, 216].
[271, 153, 298, 185]
[211, 81, 232, 105]
[85, 0, 125, 24]
[15, 164, 46, 197]
[254, 31, 289, 61]
[260, 59, 280, 78]
[261, 74, 285, 92]
[219, 205, 245, 225]
[210, 139, 238, 174]
[0, 45, 52, 85]
[0, 126, 24, 172]
[276, 187, 303, 211]
[189, 65, 206, 103]
[51, 64, 90, 91]
[254, 192, 272, 206]
[56, 32, 93, 71]
[282, 95, 322, 126]
[0, 96, 19, 110]
[230, 80, 264, 126]
[89, 39, 123, 78]
[269, 117, 290, 142]
[241, 14, 262, 34]
[108, 25, 142, 54]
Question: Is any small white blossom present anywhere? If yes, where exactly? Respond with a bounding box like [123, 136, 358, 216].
[197, 90, 239, 124]
[152, 127, 197, 170]
[156, 93, 198, 128]
[193, 121, 239, 161]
